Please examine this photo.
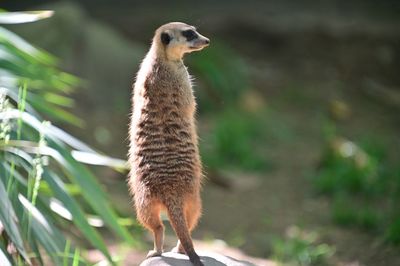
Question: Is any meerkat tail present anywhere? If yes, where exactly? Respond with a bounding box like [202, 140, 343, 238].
[165, 203, 203, 266]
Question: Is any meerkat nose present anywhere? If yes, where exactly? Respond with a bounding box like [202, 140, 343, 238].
[205, 38, 210, 44]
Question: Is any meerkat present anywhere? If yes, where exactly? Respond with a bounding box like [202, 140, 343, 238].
[128, 22, 210, 266]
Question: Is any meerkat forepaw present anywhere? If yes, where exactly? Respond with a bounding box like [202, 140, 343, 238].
[146, 250, 162, 258]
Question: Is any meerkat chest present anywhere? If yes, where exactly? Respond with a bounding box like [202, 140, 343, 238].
[170, 65, 194, 105]
[134, 61, 196, 124]
[157, 63, 195, 116]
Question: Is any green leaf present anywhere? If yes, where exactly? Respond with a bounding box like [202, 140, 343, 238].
[72, 248, 80, 266]
[43, 92, 74, 108]
[43, 171, 115, 265]
[27, 236, 44, 266]
[0, 11, 54, 24]
[0, 27, 55, 65]
[1, 140, 127, 170]
[0, 179, 30, 263]
[71, 151, 128, 170]
[18, 194, 64, 265]
[0, 242, 12, 266]
[0, 110, 93, 152]
[1, 161, 28, 187]
[29, 99, 84, 127]
[0, 20, 133, 264]
[49, 140, 135, 244]
[1, 87, 40, 117]
[1, 138, 134, 245]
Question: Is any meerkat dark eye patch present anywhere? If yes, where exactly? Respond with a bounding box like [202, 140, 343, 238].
[161, 32, 171, 45]
[182, 29, 198, 41]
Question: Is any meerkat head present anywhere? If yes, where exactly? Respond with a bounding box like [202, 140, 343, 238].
[153, 22, 210, 61]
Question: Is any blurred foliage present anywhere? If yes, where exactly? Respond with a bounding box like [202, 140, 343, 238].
[271, 226, 335, 266]
[200, 108, 272, 172]
[186, 31, 278, 173]
[314, 138, 380, 195]
[332, 196, 380, 231]
[4, 2, 148, 155]
[386, 215, 400, 245]
[313, 120, 400, 244]
[190, 37, 277, 173]
[0, 26, 82, 126]
[188, 41, 250, 112]
[0, 11, 136, 266]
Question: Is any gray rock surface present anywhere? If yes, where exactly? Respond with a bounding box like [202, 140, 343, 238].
[140, 251, 256, 266]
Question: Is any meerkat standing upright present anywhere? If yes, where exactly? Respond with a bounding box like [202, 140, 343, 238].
[128, 22, 210, 266]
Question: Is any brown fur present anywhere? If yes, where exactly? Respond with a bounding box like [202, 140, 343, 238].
[128, 22, 209, 266]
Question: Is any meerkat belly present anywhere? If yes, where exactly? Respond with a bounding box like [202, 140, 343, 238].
[132, 107, 200, 193]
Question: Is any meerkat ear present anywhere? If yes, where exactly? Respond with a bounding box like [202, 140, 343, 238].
[161, 32, 171, 45]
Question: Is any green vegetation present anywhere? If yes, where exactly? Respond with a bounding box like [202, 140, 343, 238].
[313, 120, 400, 244]
[201, 109, 269, 172]
[188, 42, 250, 112]
[0, 11, 135, 265]
[190, 41, 277, 173]
[271, 226, 335, 266]
[331, 196, 380, 231]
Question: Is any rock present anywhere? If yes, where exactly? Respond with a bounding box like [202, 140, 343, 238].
[86, 239, 276, 266]
[139, 251, 256, 266]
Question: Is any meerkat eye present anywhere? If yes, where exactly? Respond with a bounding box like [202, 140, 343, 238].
[182, 29, 198, 41]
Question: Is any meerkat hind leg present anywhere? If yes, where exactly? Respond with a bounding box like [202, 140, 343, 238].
[147, 222, 164, 258]
[138, 202, 165, 258]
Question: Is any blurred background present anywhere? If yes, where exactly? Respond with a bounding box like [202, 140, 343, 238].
[1, 0, 400, 265]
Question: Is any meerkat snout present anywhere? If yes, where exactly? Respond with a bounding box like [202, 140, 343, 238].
[189, 35, 210, 50]
[182, 29, 210, 50]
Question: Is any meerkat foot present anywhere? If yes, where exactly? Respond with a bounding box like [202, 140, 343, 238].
[171, 245, 185, 254]
[146, 250, 162, 258]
